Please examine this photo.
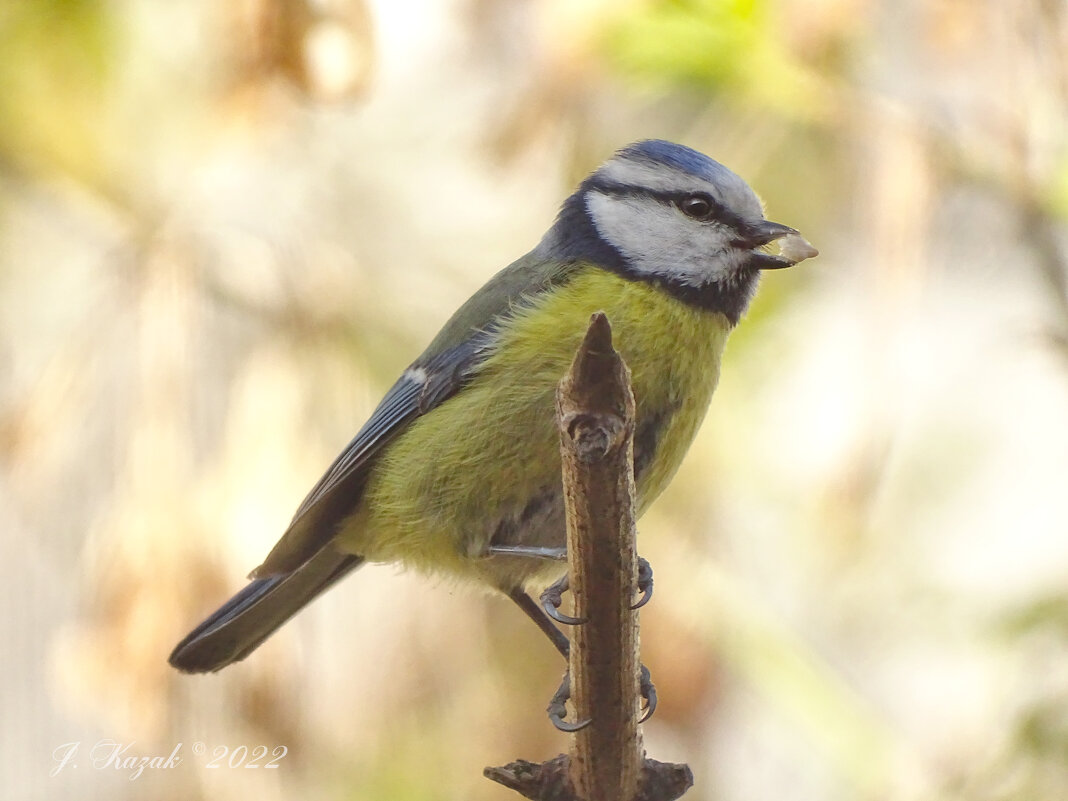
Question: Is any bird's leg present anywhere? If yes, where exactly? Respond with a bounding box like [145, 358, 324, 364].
[507, 587, 570, 659]
[540, 573, 586, 625]
[508, 587, 593, 731]
[486, 545, 568, 561]
[505, 560, 660, 727]
[489, 546, 585, 623]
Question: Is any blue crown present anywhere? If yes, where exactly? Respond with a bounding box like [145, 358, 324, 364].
[618, 140, 733, 184]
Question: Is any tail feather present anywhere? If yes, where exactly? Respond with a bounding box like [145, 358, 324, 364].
[169, 548, 363, 673]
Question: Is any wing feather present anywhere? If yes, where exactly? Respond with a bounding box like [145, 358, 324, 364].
[250, 251, 582, 578]
[250, 338, 490, 576]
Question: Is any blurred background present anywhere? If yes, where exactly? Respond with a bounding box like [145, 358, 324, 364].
[3, 0, 1067, 799]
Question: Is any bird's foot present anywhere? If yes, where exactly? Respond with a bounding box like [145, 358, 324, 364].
[540, 574, 586, 625]
[640, 663, 658, 723]
[632, 556, 654, 610]
[546, 667, 656, 730]
[547, 672, 590, 732]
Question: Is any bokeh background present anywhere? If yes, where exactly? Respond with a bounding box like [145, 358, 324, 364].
[3, 1, 1067, 799]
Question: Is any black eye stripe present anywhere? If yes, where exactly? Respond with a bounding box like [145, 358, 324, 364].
[587, 180, 746, 230]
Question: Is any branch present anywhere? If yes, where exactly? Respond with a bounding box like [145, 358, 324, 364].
[485, 312, 692, 801]
[559, 311, 642, 799]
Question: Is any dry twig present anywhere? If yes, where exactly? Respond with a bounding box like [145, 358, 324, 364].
[485, 312, 692, 801]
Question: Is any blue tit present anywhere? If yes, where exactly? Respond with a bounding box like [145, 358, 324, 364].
[169, 139, 817, 673]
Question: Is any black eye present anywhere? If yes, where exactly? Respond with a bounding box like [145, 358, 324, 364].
[678, 195, 715, 220]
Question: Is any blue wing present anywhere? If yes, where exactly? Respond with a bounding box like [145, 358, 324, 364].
[250, 336, 490, 577]
[249, 251, 582, 578]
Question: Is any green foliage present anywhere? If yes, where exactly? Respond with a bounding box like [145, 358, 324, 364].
[0, 0, 117, 177]
[600, 0, 824, 119]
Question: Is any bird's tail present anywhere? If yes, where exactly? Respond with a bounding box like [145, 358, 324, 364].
[169, 547, 363, 673]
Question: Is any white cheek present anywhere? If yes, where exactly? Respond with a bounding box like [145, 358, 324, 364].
[586, 192, 739, 285]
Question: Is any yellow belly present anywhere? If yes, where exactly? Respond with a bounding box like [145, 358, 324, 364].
[339, 269, 732, 588]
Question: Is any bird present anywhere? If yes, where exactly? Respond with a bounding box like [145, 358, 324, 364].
[169, 139, 817, 676]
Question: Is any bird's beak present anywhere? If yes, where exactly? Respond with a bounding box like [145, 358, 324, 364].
[736, 220, 798, 248]
[736, 220, 819, 270]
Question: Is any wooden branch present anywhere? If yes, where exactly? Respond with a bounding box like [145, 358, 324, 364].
[558, 311, 642, 800]
[485, 312, 692, 801]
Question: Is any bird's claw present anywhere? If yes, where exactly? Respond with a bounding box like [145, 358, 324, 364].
[631, 557, 654, 610]
[535, 558, 654, 729]
[540, 574, 587, 625]
[639, 663, 658, 723]
[548, 672, 591, 732]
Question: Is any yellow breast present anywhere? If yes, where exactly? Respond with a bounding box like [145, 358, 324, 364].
[342, 268, 733, 585]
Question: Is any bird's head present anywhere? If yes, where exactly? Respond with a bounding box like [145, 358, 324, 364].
[543, 140, 817, 324]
